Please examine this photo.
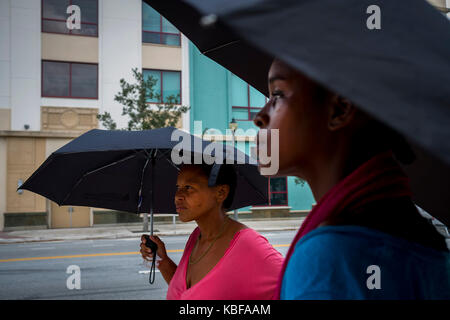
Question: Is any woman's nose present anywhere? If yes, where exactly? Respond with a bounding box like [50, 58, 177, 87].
[175, 189, 184, 199]
[253, 108, 270, 128]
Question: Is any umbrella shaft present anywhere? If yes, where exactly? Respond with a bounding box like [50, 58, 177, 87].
[150, 153, 155, 236]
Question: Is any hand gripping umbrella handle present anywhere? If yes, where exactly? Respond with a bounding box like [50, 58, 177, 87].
[143, 235, 158, 284]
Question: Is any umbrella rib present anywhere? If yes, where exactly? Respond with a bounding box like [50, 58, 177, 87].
[137, 153, 151, 213]
[61, 153, 140, 205]
[202, 40, 240, 55]
[159, 149, 181, 171]
[235, 166, 268, 204]
[137, 148, 157, 213]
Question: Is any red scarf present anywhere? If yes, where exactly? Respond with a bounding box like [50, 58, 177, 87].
[275, 151, 412, 299]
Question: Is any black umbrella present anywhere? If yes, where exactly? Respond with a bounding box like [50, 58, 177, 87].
[19, 126, 268, 283]
[145, 0, 450, 226]
[19, 126, 268, 226]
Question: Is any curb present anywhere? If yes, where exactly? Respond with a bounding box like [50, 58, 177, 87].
[0, 226, 299, 244]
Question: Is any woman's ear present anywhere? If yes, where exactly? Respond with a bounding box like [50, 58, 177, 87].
[216, 185, 230, 204]
[327, 95, 358, 131]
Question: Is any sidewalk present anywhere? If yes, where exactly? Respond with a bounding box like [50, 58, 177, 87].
[0, 217, 304, 244]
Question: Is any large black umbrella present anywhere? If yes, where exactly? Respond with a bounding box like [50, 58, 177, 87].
[146, 0, 450, 226]
[19, 126, 268, 226]
[20, 127, 267, 284]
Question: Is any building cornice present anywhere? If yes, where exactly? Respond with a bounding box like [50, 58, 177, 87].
[0, 130, 81, 138]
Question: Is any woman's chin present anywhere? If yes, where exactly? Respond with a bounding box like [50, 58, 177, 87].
[177, 211, 191, 223]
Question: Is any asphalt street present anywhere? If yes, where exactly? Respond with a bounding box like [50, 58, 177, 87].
[0, 230, 295, 300]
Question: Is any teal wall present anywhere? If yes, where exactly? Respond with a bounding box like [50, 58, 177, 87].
[188, 43, 315, 211]
[189, 44, 230, 135]
[287, 177, 316, 211]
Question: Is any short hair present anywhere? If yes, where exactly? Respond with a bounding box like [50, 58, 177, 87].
[362, 119, 416, 165]
[195, 164, 237, 209]
[312, 82, 416, 165]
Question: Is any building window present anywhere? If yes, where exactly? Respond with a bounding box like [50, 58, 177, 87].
[231, 75, 267, 121]
[257, 177, 288, 207]
[42, 60, 98, 99]
[142, 2, 181, 46]
[42, 0, 98, 37]
[142, 69, 181, 104]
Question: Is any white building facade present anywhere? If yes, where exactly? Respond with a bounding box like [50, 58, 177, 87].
[0, 0, 190, 230]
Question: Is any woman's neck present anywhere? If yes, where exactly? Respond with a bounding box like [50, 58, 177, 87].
[302, 140, 378, 202]
[302, 141, 378, 203]
[195, 208, 228, 242]
[307, 155, 348, 203]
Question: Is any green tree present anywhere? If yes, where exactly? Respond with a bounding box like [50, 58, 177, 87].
[97, 68, 189, 131]
[294, 177, 306, 187]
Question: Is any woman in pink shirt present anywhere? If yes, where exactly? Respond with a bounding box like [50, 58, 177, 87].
[140, 164, 284, 300]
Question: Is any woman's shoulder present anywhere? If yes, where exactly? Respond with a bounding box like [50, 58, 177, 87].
[231, 227, 284, 274]
[232, 226, 281, 254]
[294, 225, 450, 263]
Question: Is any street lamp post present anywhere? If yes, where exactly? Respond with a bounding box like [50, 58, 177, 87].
[229, 118, 239, 221]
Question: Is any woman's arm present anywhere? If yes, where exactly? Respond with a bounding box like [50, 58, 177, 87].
[157, 254, 177, 284]
[140, 235, 177, 285]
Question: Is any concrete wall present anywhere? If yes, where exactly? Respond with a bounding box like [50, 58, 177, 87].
[41, 33, 99, 63]
[142, 44, 181, 70]
[9, 0, 41, 131]
[0, 0, 11, 111]
[6, 137, 46, 213]
[0, 137, 7, 230]
[99, 0, 142, 130]
[0, 109, 11, 130]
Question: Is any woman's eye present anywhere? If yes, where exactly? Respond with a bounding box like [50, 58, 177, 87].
[270, 91, 283, 104]
[272, 90, 283, 98]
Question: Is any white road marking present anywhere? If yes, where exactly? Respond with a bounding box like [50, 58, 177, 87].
[138, 270, 161, 274]
[92, 244, 114, 247]
[30, 247, 55, 250]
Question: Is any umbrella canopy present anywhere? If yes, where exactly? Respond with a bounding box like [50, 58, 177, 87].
[19, 127, 268, 214]
[146, 0, 450, 226]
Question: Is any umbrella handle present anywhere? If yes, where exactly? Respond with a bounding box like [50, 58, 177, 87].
[149, 251, 156, 284]
[143, 235, 158, 284]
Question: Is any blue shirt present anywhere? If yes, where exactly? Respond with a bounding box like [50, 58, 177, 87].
[281, 225, 450, 299]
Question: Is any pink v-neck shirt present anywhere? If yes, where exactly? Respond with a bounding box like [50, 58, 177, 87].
[166, 227, 284, 300]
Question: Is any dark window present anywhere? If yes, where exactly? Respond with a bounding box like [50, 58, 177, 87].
[142, 2, 181, 46]
[257, 177, 288, 206]
[42, 60, 98, 99]
[42, 0, 98, 37]
[71, 63, 98, 98]
[269, 177, 288, 206]
[143, 69, 181, 104]
[231, 75, 267, 121]
[42, 61, 70, 97]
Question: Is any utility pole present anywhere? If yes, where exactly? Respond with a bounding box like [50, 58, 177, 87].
[229, 118, 239, 221]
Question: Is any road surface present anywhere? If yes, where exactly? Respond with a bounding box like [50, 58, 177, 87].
[0, 230, 295, 300]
